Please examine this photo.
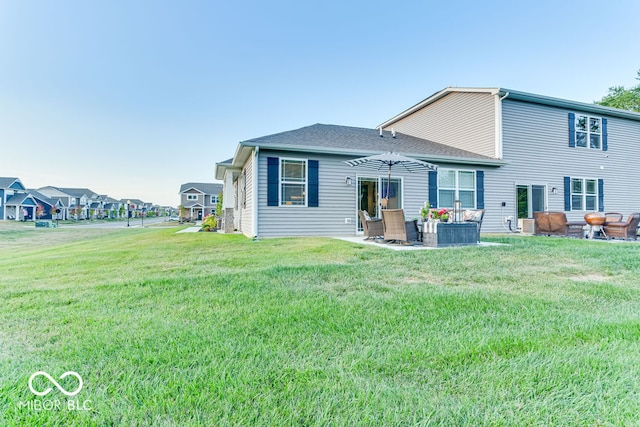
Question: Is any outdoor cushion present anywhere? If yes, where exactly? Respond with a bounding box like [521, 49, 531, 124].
[463, 209, 483, 222]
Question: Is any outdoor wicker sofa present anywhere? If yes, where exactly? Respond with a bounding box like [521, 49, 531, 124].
[533, 211, 586, 237]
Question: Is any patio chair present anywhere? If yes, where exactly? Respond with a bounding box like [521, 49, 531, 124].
[603, 213, 640, 241]
[358, 210, 383, 240]
[381, 209, 412, 243]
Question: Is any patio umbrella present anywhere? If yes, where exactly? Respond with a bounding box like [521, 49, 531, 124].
[344, 152, 437, 208]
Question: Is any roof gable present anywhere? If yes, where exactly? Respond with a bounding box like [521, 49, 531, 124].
[179, 182, 223, 195]
[0, 177, 26, 190]
[379, 86, 640, 129]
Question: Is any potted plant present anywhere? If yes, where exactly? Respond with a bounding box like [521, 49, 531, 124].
[419, 202, 431, 222]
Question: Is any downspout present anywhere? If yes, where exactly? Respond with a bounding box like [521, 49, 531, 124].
[252, 146, 259, 239]
[495, 91, 510, 159]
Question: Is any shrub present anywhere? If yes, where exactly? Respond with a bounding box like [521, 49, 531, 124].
[200, 215, 217, 231]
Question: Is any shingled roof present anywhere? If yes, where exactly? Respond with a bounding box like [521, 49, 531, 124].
[239, 124, 502, 165]
[179, 182, 223, 195]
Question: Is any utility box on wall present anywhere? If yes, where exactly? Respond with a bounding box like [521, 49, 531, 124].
[519, 218, 535, 234]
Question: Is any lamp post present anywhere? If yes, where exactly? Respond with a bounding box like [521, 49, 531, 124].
[141, 207, 145, 227]
[126, 200, 131, 227]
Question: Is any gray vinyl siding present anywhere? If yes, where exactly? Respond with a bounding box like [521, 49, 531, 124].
[480, 98, 640, 233]
[181, 190, 202, 206]
[382, 92, 496, 158]
[256, 149, 432, 237]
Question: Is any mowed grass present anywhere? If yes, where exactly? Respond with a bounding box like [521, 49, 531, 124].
[2, 222, 640, 426]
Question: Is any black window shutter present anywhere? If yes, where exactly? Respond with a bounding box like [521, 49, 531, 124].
[428, 170, 438, 208]
[308, 160, 319, 207]
[267, 157, 279, 206]
[564, 176, 571, 211]
[598, 179, 604, 212]
[602, 118, 608, 151]
[476, 170, 485, 209]
[568, 113, 576, 147]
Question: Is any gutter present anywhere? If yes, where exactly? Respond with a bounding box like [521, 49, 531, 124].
[240, 142, 507, 167]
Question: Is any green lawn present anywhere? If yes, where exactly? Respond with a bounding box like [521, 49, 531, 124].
[2, 222, 640, 426]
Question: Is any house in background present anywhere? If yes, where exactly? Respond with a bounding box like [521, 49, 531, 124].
[215, 87, 640, 238]
[102, 196, 121, 219]
[178, 182, 222, 221]
[0, 177, 32, 220]
[37, 187, 96, 220]
[28, 189, 65, 220]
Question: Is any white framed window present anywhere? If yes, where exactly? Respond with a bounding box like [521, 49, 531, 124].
[438, 169, 476, 208]
[187, 194, 197, 201]
[210, 195, 218, 204]
[575, 115, 601, 149]
[571, 177, 597, 211]
[280, 158, 307, 206]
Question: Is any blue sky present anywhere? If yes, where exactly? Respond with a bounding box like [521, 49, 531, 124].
[1, 1, 639, 206]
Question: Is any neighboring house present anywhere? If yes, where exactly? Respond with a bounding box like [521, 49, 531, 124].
[37, 187, 97, 220]
[103, 197, 124, 219]
[0, 181, 164, 221]
[0, 177, 34, 220]
[28, 189, 65, 220]
[178, 182, 222, 221]
[215, 87, 640, 238]
[35, 186, 73, 220]
[120, 199, 146, 218]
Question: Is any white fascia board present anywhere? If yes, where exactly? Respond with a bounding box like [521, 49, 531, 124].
[182, 187, 205, 194]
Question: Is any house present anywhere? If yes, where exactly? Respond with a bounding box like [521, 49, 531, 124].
[178, 182, 222, 221]
[34, 186, 72, 220]
[37, 187, 97, 220]
[28, 189, 65, 220]
[215, 87, 640, 238]
[120, 199, 145, 218]
[0, 177, 34, 220]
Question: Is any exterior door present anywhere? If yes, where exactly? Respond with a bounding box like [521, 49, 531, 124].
[357, 176, 403, 231]
[517, 184, 546, 218]
[357, 177, 378, 231]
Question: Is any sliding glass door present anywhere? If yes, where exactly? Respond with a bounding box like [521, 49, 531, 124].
[357, 176, 402, 231]
[517, 184, 546, 218]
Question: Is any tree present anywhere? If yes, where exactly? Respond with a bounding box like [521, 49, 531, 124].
[595, 69, 640, 112]
[215, 192, 223, 217]
[36, 203, 45, 219]
[179, 205, 188, 222]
